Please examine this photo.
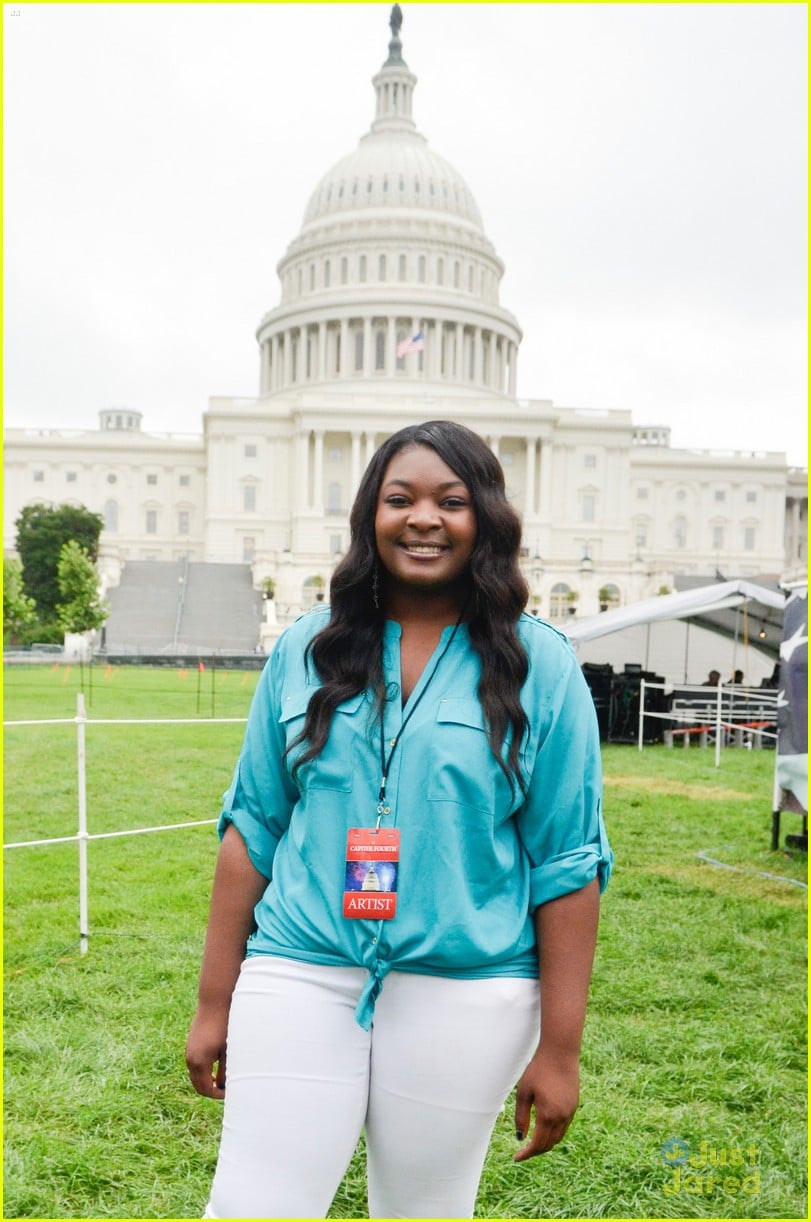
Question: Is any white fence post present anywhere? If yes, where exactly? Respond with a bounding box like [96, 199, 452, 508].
[715, 684, 723, 769]
[76, 692, 89, 954]
[638, 678, 646, 751]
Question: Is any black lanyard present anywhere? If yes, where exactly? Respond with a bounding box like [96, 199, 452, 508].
[376, 614, 465, 825]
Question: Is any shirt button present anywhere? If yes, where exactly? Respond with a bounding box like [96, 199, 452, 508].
[371, 937, 377, 944]
[390, 738, 396, 746]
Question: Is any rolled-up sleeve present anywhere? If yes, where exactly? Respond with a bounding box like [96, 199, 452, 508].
[217, 639, 300, 880]
[518, 648, 612, 909]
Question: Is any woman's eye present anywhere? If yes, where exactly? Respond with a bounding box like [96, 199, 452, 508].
[442, 498, 468, 509]
[385, 495, 410, 507]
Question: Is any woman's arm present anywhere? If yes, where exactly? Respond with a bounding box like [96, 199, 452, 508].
[513, 877, 600, 1161]
[185, 824, 269, 1099]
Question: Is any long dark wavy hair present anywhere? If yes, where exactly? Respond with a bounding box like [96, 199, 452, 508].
[290, 420, 530, 788]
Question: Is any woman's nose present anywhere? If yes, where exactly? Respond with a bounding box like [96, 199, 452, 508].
[406, 501, 441, 529]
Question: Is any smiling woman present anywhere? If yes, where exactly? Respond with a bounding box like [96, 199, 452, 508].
[186, 419, 612, 1219]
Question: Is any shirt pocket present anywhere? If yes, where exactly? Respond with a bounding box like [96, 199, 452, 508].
[426, 696, 515, 818]
[279, 688, 366, 793]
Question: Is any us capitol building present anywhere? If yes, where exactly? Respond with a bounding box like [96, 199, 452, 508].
[3, 8, 805, 640]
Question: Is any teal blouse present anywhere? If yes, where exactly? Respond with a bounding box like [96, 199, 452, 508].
[219, 607, 612, 1028]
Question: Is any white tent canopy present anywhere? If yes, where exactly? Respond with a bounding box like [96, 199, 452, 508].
[563, 580, 784, 648]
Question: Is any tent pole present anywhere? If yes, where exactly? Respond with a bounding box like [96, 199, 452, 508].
[683, 621, 690, 684]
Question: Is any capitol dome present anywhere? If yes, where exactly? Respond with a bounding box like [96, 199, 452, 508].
[255, 6, 521, 401]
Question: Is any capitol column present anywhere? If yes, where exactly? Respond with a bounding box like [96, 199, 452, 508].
[539, 439, 553, 520]
[489, 331, 497, 392]
[340, 318, 349, 378]
[508, 343, 517, 397]
[350, 432, 362, 499]
[475, 327, 485, 385]
[454, 323, 463, 382]
[387, 316, 397, 375]
[364, 431, 376, 466]
[313, 430, 325, 513]
[295, 430, 310, 511]
[284, 332, 293, 386]
[319, 322, 328, 380]
[363, 317, 373, 377]
[524, 437, 536, 519]
[271, 334, 281, 391]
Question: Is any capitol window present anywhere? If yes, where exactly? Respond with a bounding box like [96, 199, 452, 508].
[245, 444, 257, 458]
[179, 474, 190, 486]
[147, 474, 158, 486]
[146, 510, 157, 534]
[340, 257, 348, 284]
[375, 329, 386, 371]
[178, 510, 190, 537]
[378, 254, 386, 281]
[580, 493, 595, 522]
[437, 258, 444, 285]
[714, 489, 726, 502]
[454, 261, 460, 288]
[584, 454, 596, 468]
[107, 473, 117, 484]
[712, 524, 725, 550]
[359, 255, 367, 282]
[309, 264, 316, 290]
[636, 487, 649, 500]
[324, 260, 331, 287]
[243, 485, 257, 513]
[104, 500, 118, 533]
[744, 526, 756, 551]
[326, 482, 342, 515]
[746, 490, 758, 503]
[354, 330, 364, 371]
[418, 255, 425, 282]
[398, 254, 406, 281]
[66, 471, 77, 482]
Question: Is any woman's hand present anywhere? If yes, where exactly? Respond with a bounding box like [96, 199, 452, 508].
[513, 1046, 580, 1161]
[186, 1004, 230, 1099]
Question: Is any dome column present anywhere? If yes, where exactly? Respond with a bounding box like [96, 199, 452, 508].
[271, 334, 280, 391]
[319, 322, 328, 380]
[508, 342, 518, 397]
[386, 316, 397, 375]
[454, 323, 463, 381]
[340, 318, 349, 378]
[284, 332, 293, 386]
[363, 317, 373, 377]
[489, 331, 497, 391]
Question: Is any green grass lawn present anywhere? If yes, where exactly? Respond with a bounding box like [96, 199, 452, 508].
[3, 664, 807, 1219]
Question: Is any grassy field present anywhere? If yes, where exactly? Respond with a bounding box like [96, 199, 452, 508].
[3, 663, 807, 1219]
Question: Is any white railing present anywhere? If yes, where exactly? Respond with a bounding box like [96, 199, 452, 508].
[3, 694, 247, 954]
[637, 680, 778, 767]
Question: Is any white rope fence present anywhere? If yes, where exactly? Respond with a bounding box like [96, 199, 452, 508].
[3, 693, 247, 954]
[637, 680, 778, 767]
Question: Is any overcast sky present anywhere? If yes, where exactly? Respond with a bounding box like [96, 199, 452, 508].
[3, 2, 807, 465]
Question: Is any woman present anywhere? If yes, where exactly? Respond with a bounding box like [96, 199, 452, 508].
[186, 420, 612, 1219]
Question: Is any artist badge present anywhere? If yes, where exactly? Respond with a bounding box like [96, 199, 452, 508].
[343, 827, 400, 920]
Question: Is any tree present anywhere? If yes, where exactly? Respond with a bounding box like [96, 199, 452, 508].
[3, 558, 37, 645]
[55, 541, 108, 636]
[15, 504, 104, 621]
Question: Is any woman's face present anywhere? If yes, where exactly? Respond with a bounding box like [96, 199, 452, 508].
[374, 445, 477, 595]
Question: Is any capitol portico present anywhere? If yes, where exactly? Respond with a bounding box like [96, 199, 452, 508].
[3, 8, 804, 639]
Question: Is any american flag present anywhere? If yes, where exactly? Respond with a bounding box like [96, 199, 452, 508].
[396, 331, 424, 358]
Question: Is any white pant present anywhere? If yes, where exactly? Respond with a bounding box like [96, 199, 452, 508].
[205, 956, 540, 1219]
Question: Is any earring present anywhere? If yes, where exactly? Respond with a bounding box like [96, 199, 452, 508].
[372, 563, 380, 610]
